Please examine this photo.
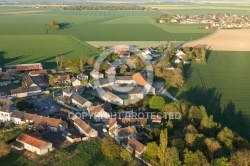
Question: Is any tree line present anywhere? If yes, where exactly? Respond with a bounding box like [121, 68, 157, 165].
[133, 96, 250, 166]
[62, 4, 146, 10]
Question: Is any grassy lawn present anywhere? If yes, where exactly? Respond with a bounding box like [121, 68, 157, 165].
[58, 139, 121, 166]
[0, 152, 34, 166]
[177, 51, 250, 140]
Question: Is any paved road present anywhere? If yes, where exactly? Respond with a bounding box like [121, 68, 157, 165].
[29, 91, 62, 116]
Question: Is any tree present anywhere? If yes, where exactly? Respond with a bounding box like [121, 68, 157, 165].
[169, 42, 176, 54]
[87, 56, 95, 66]
[48, 74, 55, 87]
[55, 56, 60, 68]
[184, 150, 209, 166]
[230, 149, 250, 166]
[149, 95, 166, 110]
[50, 20, 60, 30]
[0, 140, 10, 158]
[166, 147, 181, 166]
[171, 138, 185, 153]
[211, 157, 230, 166]
[120, 149, 138, 166]
[204, 138, 222, 159]
[14, 98, 29, 111]
[143, 142, 158, 163]
[101, 137, 121, 159]
[111, 54, 119, 61]
[79, 58, 84, 72]
[216, 127, 234, 152]
[158, 129, 168, 166]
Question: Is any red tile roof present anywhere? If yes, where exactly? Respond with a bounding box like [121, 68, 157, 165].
[54, 75, 70, 82]
[132, 73, 147, 86]
[17, 133, 50, 149]
[6, 63, 43, 72]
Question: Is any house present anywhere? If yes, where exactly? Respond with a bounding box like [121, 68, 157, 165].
[132, 72, 155, 95]
[71, 92, 92, 109]
[16, 133, 53, 155]
[23, 74, 48, 88]
[122, 138, 146, 158]
[71, 77, 81, 87]
[73, 118, 98, 137]
[53, 75, 71, 84]
[11, 111, 68, 132]
[10, 110, 25, 125]
[119, 51, 130, 58]
[90, 70, 104, 79]
[105, 67, 116, 75]
[29, 70, 47, 76]
[62, 86, 84, 96]
[0, 72, 11, 86]
[0, 99, 17, 122]
[77, 73, 88, 81]
[100, 89, 123, 106]
[87, 104, 110, 122]
[5, 63, 43, 73]
[120, 118, 148, 128]
[11, 86, 41, 98]
[108, 118, 138, 143]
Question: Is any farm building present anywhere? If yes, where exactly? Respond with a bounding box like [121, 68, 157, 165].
[16, 133, 53, 155]
[29, 69, 47, 76]
[11, 86, 41, 98]
[5, 63, 43, 73]
[23, 74, 48, 88]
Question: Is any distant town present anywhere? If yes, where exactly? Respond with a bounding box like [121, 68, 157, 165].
[157, 13, 250, 29]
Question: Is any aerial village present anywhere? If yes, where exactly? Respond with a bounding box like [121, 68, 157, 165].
[0, 44, 202, 160]
[157, 13, 250, 29]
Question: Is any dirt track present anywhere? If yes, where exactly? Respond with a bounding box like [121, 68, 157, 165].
[184, 29, 250, 51]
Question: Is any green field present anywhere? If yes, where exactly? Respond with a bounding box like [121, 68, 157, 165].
[0, 35, 100, 68]
[0, 140, 121, 166]
[0, 6, 216, 67]
[178, 51, 250, 140]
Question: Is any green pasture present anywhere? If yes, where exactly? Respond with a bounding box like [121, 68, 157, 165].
[0, 7, 214, 41]
[0, 35, 100, 68]
[178, 51, 250, 140]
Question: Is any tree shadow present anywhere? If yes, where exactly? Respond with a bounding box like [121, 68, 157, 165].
[178, 86, 250, 141]
[0, 51, 30, 67]
[206, 45, 213, 62]
[59, 22, 71, 29]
